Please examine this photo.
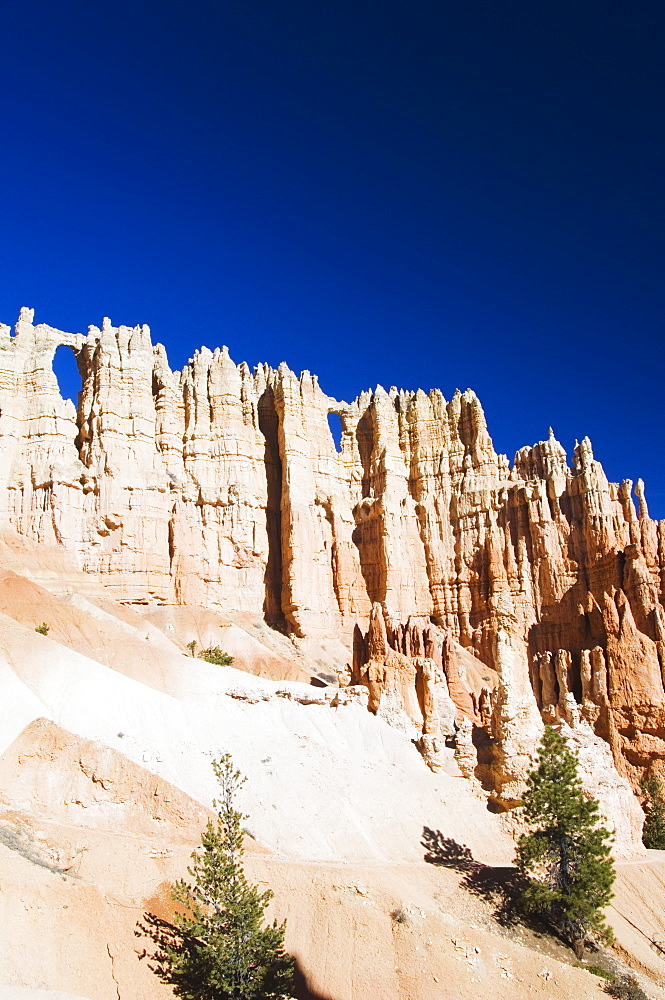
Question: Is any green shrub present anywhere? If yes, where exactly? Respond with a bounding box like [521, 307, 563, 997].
[584, 964, 614, 981]
[604, 974, 649, 999]
[641, 776, 665, 849]
[35, 622, 50, 635]
[198, 646, 234, 666]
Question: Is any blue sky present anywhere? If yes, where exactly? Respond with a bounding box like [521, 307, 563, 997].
[1, 0, 663, 514]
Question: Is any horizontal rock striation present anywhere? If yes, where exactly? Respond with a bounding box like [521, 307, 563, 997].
[1, 309, 664, 796]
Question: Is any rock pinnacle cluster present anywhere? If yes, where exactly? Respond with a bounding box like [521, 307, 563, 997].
[1, 308, 663, 827]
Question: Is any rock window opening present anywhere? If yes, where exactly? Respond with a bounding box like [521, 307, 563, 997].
[327, 412, 342, 453]
[52, 345, 82, 408]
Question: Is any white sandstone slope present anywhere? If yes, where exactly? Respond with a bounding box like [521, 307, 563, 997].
[0, 604, 511, 865]
[0, 561, 661, 1000]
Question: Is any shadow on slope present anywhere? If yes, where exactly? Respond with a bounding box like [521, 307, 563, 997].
[421, 826, 603, 969]
[421, 826, 528, 927]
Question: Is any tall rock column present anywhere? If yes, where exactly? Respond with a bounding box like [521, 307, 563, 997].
[77, 319, 173, 597]
[0, 308, 86, 556]
[350, 386, 432, 617]
[486, 593, 544, 809]
[166, 346, 270, 612]
[271, 366, 369, 637]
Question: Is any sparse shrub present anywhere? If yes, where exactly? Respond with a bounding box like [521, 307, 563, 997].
[198, 646, 234, 666]
[186, 639, 198, 656]
[641, 775, 665, 849]
[604, 974, 649, 999]
[390, 906, 409, 925]
[35, 622, 50, 635]
[584, 964, 615, 981]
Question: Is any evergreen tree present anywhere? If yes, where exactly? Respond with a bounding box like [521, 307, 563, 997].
[139, 754, 295, 1000]
[515, 726, 616, 957]
[641, 775, 665, 849]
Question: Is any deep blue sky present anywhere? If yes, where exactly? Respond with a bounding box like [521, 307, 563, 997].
[1, 0, 663, 514]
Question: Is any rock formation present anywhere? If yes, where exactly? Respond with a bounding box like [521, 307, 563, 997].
[0, 309, 664, 805]
[350, 603, 497, 768]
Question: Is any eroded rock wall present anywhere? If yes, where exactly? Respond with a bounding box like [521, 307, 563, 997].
[1, 309, 664, 793]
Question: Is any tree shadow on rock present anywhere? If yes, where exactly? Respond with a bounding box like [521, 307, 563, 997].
[137, 914, 336, 1000]
[421, 827, 533, 928]
[293, 958, 337, 1000]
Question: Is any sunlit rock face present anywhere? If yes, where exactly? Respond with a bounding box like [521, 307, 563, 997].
[1, 308, 664, 804]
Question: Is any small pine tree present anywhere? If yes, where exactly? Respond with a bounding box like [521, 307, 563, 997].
[139, 754, 294, 999]
[641, 775, 665, 849]
[515, 726, 616, 957]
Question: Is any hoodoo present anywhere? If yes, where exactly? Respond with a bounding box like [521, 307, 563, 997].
[1, 308, 663, 800]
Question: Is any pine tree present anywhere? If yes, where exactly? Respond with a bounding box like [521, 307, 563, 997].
[641, 775, 665, 849]
[139, 754, 295, 1000]
[515, 726, 616, 957]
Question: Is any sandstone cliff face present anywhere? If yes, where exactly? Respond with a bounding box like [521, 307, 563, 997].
[1, 309, 663, 801]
